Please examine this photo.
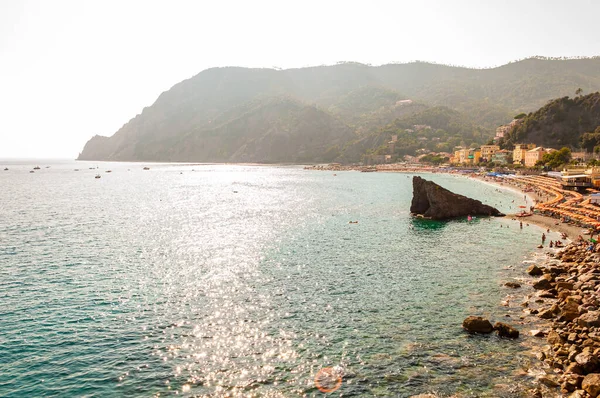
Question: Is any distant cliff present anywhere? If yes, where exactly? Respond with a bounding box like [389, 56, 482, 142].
[79, 97, 354, 163]
[78, 58, 600, 163]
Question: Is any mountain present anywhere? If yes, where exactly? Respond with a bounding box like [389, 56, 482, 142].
[79, 97, 355, 163]
[79, 57, 600, 163]
[500, 92, 600, 149]
[337, 106, 482, 162]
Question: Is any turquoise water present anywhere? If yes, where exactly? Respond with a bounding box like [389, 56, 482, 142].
[0, 161, 545, 397]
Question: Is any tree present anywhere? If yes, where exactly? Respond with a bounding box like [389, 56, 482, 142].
[540, 147, 572, 169]
[514, 113, 527, 119]
[576, 88, 583, 96]
[581, 126, 600, 152]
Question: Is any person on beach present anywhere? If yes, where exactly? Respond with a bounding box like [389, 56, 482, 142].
[542, 233, 546, 244]
[520, 221, 523, 229]
[550, 241, 554, 248]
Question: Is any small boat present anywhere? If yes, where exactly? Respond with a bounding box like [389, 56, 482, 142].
[143, 167, 150, 170]
[95, 174, 101, 179]
[33, 166, 41, 170]
[45, 166, 50, 169]
[74, 169, 79, 171]
[106, 170, 112, 173]
[3, 167, 8, 171]
[30, 170, 34, 173]
[516, 212, 532, 217]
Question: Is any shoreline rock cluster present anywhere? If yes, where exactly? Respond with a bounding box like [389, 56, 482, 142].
[462, 315, 520, 338]
[526, 242, 600, 396]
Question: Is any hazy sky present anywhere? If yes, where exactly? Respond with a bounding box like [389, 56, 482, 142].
[1, 0, 599, 158]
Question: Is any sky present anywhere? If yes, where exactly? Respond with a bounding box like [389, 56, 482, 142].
[0, 0, 599, 159]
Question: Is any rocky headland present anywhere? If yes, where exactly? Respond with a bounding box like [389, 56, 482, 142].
[410, 176, 504, 220]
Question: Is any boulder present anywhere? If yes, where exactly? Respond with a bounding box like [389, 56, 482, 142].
[548, 330, 565, 345]
[527, 264, 544, 276]
[533, 276, 553, 290]
[557, 281, 575, 290]
[582, 373, 600, 397]
[531, 329, 547, 337]
[579, 312, 600, 328]
[494, 322, 519, 338]
[576, 352, 600, 373]
[463, 316, 494, 334]
[538, 375, 560, 387]
[504, 281, 521, 288]
[410, 176, 504, 220]
[539, 308, 555, 319]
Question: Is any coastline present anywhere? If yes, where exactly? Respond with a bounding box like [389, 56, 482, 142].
[465, 173, 600, 395]
[467, 174, 582, 240]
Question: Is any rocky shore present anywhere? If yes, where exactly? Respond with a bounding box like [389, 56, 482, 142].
[523, 241, 600, 397]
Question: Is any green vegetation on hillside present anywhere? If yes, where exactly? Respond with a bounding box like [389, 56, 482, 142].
[537, 147, 572, 168]
[78, 58, 600, 163]
[500, 92, 600, 150]
[338, 106, 488, 162]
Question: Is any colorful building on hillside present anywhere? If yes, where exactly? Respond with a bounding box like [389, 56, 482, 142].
[492, 149, 512, 165]
[571, 151, 594, 162]
[513, 143, 536, 165]
[480, 145, 500, 162]
[494, 118, 523, 141]
[451, 148, 481, 165]
[525, 147, 553, 167]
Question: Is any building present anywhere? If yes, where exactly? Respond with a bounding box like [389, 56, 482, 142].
[492, 149, 511, 165]
[451, 148, 481, 165]
[513, 143, 536, 165]
[480, 145, 500, 162]
[494, 118, 523, 140]
[525, 147, 551, 167]
[560, 167, 600, 190]
[364, 154, 388, 165]
[571, 151, 593, 162]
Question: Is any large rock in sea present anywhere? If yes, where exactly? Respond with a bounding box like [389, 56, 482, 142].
[463, 316, 494, 334]
[410, 176, 504, 220]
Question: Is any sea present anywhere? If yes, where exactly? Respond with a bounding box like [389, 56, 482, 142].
[0, 160, 556, 397]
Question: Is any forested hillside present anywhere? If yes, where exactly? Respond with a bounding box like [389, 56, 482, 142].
[500, 92, 600, 150]
[78, 57, 600, 163]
